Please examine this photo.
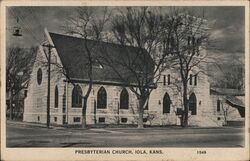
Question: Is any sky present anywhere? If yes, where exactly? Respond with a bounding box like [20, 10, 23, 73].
[6, 6, 245, 56]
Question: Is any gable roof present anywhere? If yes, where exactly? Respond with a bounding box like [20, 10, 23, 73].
[49, 32, 154, 85]
[225, 95, 244, 108]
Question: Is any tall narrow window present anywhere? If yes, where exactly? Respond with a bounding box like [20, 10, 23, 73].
[189, 74, 193, 85]
[72, 85, 82, 107]
[189, 93, 197, 115]
[217, 100, 221, 112]
[194, 74, 197, 86]
[163, 75, 166, 85]
[54, 85, 59, 108]
[97, 87, 107, 109]
[120, 88, 129, 109]
[163, 92, 171, 113]
[167, 74, 171, 85]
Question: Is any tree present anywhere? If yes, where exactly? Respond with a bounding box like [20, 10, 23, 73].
[6, 47, 37, 120]
[213, 62, 244, 90]
[161, 8, 210, 127]
[61, 7, 111, 128]
[100, 7, 174, 128]
[100, 7, 211, 128]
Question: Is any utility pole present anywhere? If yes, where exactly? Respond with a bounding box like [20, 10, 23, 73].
[42, 43, 55, 128]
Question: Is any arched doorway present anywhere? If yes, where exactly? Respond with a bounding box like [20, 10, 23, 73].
[189, 93, 197, 115]
[163, 92, 171, 113]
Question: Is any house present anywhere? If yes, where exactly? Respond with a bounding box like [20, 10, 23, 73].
[210, 88, 245, 126]
[23, 29, 243, 127]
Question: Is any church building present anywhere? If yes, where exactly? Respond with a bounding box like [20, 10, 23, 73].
[23, 29, 243, 127]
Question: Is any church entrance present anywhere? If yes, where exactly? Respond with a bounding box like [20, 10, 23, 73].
[189, 93, 197, 115]
[163, 92, 171, 113]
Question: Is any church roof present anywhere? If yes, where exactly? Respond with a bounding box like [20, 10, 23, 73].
[49, 32, 154, 85]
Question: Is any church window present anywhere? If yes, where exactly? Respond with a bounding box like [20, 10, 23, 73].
[120, 88, 129, 109]
[37, 68, 42, 85]
[163, 75, 166, 85]
[189, 74, 193, 85]
[217, 100, 221, 112]
[54, 85, 59, 108]
[97, 87, 107, 109]
[194, 74, 197, 86]
[72, 85, 82, 108]
[167, 74, 171, 85]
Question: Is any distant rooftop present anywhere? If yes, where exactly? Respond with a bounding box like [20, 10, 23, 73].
[210, 87, 244, 96]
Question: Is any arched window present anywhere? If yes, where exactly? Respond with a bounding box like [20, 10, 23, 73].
[72, 85, 82, 108]
[163, 92, 171, 113]
[189, 93, 197, 115]
[54, 85, 59, 108]
[120, 88, 129, 109]
[97, 87, 107, 109]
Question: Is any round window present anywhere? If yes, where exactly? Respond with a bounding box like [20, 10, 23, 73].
[37, 68, 42, 85]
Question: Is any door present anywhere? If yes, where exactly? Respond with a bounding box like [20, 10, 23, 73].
[189, 93, 197, 115]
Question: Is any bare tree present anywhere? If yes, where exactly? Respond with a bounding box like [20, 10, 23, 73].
[162, 8, 210, 127]
[219, 100, 229, 126]
[213, 62, 244, 90]
[99, 7, 175, 128]
[6, 47, 37, 120]
[103, 7, 211, 128]
[60, 7, 111, 128]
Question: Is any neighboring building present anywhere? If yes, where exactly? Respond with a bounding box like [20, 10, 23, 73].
[210, 88, 245, 126]
[23, 29, 245, 127]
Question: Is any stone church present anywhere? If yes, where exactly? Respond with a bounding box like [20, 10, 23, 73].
[23, 29, 244, 127]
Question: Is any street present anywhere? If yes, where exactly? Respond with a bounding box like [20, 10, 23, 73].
[6, 122, 244, 147]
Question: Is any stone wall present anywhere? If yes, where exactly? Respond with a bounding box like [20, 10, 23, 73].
[23, 46, 66, 125]
[148, 67, 219, 127]
[65, 83, 139, 125]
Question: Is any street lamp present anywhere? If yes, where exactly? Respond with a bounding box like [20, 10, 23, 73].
[12, 17, 22, 37]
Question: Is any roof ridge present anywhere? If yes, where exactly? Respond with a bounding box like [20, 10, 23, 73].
[48, 32, 143, 50]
